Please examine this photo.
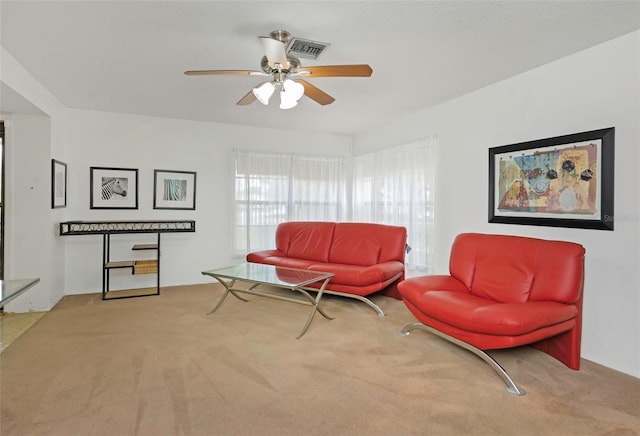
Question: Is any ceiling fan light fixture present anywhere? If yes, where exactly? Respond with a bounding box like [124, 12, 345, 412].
[252, 81, 275, 105]
[283, 79, 305, 101]
[279, 79, 305, 109]
[279, 91, 298, 109]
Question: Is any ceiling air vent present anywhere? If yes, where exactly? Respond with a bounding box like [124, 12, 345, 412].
[286, 37, 330, 60]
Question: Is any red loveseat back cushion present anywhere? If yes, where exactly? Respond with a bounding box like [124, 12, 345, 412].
[329, 223, 407, 266]
[450, 233, 585, 304]
[528, 240, 585, 304]
[275, 221, 336, 263]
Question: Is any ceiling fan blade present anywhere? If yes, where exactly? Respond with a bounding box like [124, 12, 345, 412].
[298, 65, 373, 77]
[259, 37, 288, 68]
[237, 90, 257, 106]
[298, 80, 335, 105]
[184, 70, 265, 76]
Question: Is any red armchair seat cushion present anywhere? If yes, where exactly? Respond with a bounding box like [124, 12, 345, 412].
[405, 289, 578, 336]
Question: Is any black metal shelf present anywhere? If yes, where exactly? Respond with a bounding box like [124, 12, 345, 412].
[60, 220, 196, 300]
[60, 220, 195, 236]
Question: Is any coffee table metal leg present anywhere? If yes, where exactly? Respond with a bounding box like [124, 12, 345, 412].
[295, 289, 333, 321]
[295, 277, 333, 339]
[208, 278, 249, 314]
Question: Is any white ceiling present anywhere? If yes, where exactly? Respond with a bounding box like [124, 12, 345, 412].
[1, 1, 639, 136]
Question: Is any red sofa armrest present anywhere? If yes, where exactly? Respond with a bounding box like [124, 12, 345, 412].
[246, 249, 283, 264]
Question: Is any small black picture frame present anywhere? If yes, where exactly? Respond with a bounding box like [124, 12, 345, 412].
[489, 127, 614, 230]
[51, 159, 67, 209]
[90, 166, 139, 209]
[153, 169, 197, 210]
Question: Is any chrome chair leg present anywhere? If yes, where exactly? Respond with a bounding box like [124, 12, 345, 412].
[399, 322, 526, 396]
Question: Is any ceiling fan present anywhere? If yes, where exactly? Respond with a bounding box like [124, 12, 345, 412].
[184, 30, 373, 109]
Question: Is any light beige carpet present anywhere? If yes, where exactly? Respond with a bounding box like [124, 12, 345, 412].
[0, 311, 46, 353]
[1, 283, 638, 436]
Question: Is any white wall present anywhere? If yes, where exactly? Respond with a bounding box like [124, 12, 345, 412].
[354, 31, 640, 378]
[1, 47, 69, 312]
[63, 109, 352, 294]
[3, 115, 51, 310]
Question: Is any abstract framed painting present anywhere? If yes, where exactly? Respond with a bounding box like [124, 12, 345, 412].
[90, 166, 139, 209]
[51, 159, 67, 208]
[153, 169, 197, 210]
[488, 127, 614, 230]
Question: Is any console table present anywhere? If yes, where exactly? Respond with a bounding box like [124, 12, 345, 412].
[60, 220, 196, 300]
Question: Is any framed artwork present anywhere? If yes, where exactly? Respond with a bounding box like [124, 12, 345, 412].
[153, 169, 197, 210]
[51, 159, 67, 208]
[90, 166, 138, 209]
[488, 127, 614, 230]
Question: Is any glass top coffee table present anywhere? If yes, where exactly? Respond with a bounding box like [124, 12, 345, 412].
[201, 263, 334, 339]
[0, 278, 40, 309]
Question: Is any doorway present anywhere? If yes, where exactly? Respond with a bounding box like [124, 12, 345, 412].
[0, 121, 4, 280]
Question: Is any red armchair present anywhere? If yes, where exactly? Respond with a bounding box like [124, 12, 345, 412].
[398, 233, 585, 395]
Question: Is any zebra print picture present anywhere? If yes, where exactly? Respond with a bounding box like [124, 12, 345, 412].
[90, 167, 139, 209]
[153, 169, 196, 210]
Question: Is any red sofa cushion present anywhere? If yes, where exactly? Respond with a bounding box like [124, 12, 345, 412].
[275, 221, 336, 263]
[307, 261, 404, 286]
[306, 272, 404, 297]
[328, 223, 406, 266]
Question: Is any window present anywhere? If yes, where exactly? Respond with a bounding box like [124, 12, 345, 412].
[234, 139, 439, 270]
[353, 137, 438, 273]
[234, 150, 346, 256]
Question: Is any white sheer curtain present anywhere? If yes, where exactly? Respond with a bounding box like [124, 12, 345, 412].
[352, 136, 438, 273]
[234, 150, 346, 256]
[234, 151, 290, 256]
[291, 154, 347, 220]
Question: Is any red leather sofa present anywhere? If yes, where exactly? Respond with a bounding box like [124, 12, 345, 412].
[398, 233, 585, 395]
[247, 221, 407, 316]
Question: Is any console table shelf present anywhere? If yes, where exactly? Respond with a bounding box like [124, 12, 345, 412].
[60, 220, 195, 300]
[105, 260, 136, 269]
[132, 244, 159, 251]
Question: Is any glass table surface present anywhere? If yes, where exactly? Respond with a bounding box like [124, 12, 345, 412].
[202, 263, 333, 289]
[0, 278, 40, 308]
